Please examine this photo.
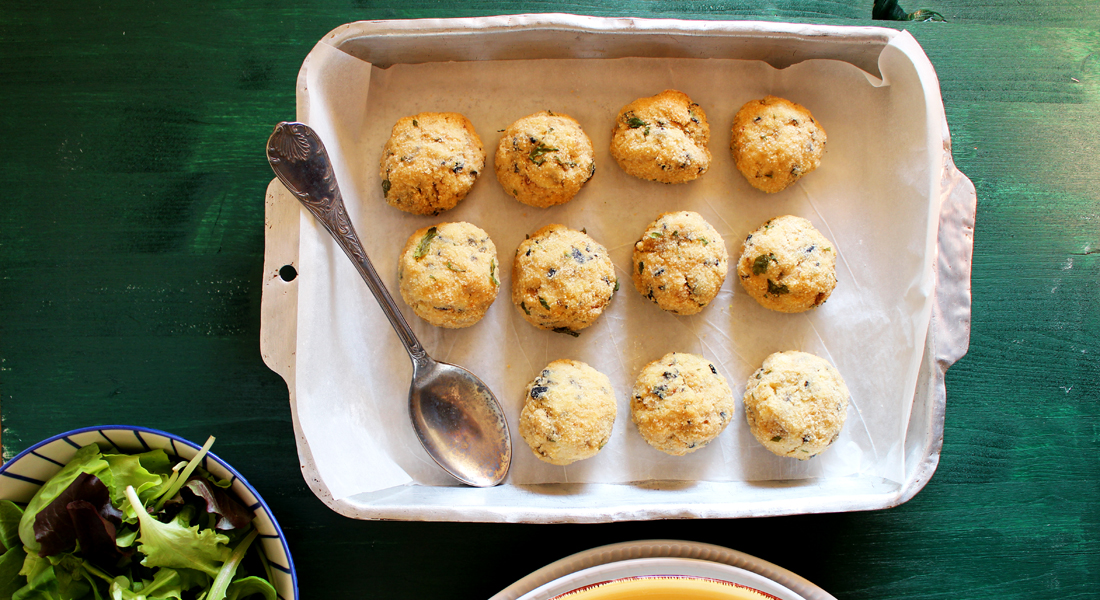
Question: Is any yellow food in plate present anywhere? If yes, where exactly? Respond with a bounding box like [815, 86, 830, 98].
[553, 576, 779, 600]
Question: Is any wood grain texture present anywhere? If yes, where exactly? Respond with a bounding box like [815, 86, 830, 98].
[1, 2, 1097, 599]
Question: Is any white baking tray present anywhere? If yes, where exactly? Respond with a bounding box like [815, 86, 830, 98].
[259, 14, 975, 522]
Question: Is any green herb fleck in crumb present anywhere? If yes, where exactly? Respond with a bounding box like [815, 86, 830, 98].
[767, 279, 790, 295]
[413, 227, 437, 260]
[489, 259, 499, 286]
[445, 261, 467, 273]
[613, 279, 620, 292]
[752, 253, 775, 275]
[412, 119, 419, 127]
[771, 436, 783, 443]
[539, 296, 551, 310]
[521, 302, 531, 316]
[529, 142, 558, 165]
[626, 115, 646, 129]
[638, 261, 644, 274]
[552, 327, 580, 338]
[699, 237, 709, 246]
[649, 231, 663, 238]
[381, 179, 391, 196]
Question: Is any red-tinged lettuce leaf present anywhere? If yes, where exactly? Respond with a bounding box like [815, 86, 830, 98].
[33, 473, 122, 557]
[182, 480, 252, 531]
[19, 444, 109, 554]
[67, 500, 133, 568]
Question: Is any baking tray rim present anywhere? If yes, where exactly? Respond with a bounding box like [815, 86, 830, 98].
[259, 13, 975, 522]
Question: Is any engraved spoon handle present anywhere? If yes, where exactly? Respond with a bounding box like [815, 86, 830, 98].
[267, 122, 426, 362]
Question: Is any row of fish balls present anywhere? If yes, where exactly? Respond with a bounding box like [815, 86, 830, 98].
[520, 351, 850, 465]
[379, 91, 826, 216]
[396, 214, 838, 332]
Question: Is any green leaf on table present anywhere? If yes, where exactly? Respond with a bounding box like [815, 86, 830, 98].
[19, 445, 109, 554]
[872, 0, 945, 21]
[124, 487, 229, 578]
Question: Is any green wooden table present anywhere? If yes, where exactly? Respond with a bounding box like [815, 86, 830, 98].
[2, 2, 1097, 598]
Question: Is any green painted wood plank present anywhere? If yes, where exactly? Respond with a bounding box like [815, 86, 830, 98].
[1, 3, 1098, 599]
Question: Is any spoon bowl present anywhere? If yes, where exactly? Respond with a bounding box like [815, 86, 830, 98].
[266, 121, 511, 487]
[410, 358, 511, 487]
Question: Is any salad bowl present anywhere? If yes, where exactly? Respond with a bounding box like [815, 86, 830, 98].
[0, 425, 297, 600]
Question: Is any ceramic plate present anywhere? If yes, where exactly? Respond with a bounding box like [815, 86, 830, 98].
[491, 539, 833, 600]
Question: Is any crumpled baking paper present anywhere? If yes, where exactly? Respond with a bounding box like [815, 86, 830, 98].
[293, 36, 938, 498]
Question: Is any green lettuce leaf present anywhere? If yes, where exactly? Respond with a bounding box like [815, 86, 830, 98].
[108, 569, 183, 600]
[102, 452, 170, 521]
[170, 569, 209, 593]
[19, 446, 110, 554]
[0, 502, 23, 554]
[13, 553, 58, 600]
[123, 487, 228, 578]
[0, 547, 27, 600]
[46, 554, 92, 600]
[205, 530, 256, 600]
[224, 577, 276, 600]
[149, 437, 214, 513]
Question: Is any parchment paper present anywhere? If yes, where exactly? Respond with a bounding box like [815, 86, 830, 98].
[295, 37, 938, 498]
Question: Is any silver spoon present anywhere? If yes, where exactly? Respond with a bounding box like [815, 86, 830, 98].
[266, 121, 511, 487]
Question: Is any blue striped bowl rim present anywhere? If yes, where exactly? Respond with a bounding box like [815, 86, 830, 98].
[0, 425, 298, 600]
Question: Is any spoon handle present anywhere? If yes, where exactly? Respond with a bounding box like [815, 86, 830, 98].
[267, 122, 427, 362]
